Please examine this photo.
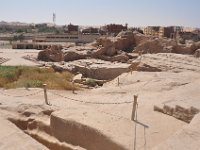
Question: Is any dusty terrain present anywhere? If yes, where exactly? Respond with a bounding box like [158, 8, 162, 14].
[0, 48, 200, 150]
[0, 49, 40, 66]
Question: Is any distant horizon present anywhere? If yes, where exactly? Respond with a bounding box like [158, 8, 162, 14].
[0, 0, 200, 28]
[1, 20, 200, 29]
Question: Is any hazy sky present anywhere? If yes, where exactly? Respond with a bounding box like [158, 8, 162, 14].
[0, 0, 199, 27]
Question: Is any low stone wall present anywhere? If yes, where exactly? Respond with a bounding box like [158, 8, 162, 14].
[12, 43, 62, 50]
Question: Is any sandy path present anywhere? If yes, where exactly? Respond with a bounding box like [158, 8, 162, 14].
[0, 49, 40, 66]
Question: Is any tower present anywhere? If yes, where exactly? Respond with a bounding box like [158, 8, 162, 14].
[53, 13, 56, 25]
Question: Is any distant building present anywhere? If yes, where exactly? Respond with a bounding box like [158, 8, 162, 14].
[65, 24, 79, 34]
[179, 32, 200, 42]
[33, 33, 101, 43]
[159, 27, 174, 38]
[129, 27, 144, 34]
[143, 26, 160, 37]
[82, 27, 99, 34]
[102, 24, 128, 35]
[159, 26, 183, 39]
[144, 26, 183, 39]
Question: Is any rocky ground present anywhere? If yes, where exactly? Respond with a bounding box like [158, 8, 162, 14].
[0, 31, 200, 149]
[0, 70, 200, 149]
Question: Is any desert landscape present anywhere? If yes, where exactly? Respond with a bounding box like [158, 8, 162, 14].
[1, 0, 200, 149]
[0, 29, 200, 150]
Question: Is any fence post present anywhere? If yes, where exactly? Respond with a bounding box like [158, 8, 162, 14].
[43, 84, 49, 105]
[72, 81, 75, 94]
[117, 77, 120, 86]
[131, 95, 138, 121]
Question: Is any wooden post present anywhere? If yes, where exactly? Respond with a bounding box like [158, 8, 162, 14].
[131, 95, 138, 121]
[72, 81, 75, 94]
[43, 84, 49, 105]
[117, 77, 120, 86]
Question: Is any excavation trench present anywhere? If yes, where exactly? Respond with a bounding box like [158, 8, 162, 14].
[7, 109, 128, 150]
[7, 113, 84, 150]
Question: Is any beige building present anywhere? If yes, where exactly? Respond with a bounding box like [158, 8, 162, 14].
[143, 26, 160, 37]
[33, 33, 101, 43]
[144, 26, 183, 39]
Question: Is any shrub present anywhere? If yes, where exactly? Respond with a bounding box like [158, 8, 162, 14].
[85, 78, 97, 87]
[0, 66, 76, 90]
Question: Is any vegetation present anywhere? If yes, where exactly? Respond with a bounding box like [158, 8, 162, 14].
[0, 24, 65, 34]
[12, 34, 25, 42]
[0, 66, 76, 90]
[85, 78, 98, 87]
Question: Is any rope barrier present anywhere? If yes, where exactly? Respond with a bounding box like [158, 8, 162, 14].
[0, 90, 43, 98]
[48, 91, 134, 105]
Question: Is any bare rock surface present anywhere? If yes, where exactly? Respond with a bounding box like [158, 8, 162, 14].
[51, 109, 134, 150]
[153, 113, 200, 150]
[52, 59, 130, 80]
[153, 77, 200, 123]
[133, 53, 200, 73]
[134, 38, 200, 55]
[38, 48, 63, 62]
[194, 49, 200, 58]
[64, 50, 87, 62]
[0, 115, 48, 150]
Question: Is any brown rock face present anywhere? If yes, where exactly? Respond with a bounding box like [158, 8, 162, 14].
[37, 45, 64, 62]
[134, 39, 176, 54]
[92, 46, 117, 58]
[133, 31, 151, 46]
[129, 62, 162, 72]
[37, 49, 63, 62]
[134, 37, 200, 55]
[115, 31, 135, 52]
[64, 51, 87, 62]
[111, 54, 129, 63]
[94, 31, 135, 53]
[172, 44, 193, 54]
[194, 49, 200, 58]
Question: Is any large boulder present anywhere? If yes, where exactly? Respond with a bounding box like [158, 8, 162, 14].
[194, 49, 200, 58]
[111, 54, 129, 63]
[172, 44, 194, 54]
[133, 31, 151, 46]
[134, 37, 200, 55]
[133, 38, 196, 54]
[64, 50, 87, 62]
[94, 31, 135, 53]
[115, 31, 135, 52]
[134, 39, 172, 54]
[92, 46, 117, 58]
[37, 49, 63, 62]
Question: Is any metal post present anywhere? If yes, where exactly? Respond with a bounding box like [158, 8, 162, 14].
[131, 95, 138, 121]
[43, 84, 49, 105]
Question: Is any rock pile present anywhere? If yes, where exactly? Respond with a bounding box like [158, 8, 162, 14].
[37, 45, 63, 62]
[37, 31, 200, 63]
[134, 38, 200, 55]
[194, 49, 200, 58]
